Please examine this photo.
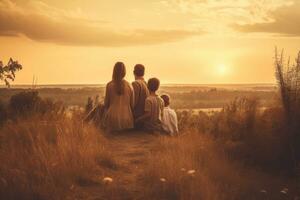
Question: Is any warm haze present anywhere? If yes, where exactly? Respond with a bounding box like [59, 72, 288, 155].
[0, 0, 300, 84]
[1, 1, 300, 199]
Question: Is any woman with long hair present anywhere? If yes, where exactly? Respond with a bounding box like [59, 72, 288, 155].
[104, 62, 134, 132]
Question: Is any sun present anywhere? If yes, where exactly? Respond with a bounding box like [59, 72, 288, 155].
[216, 64, 228, 76]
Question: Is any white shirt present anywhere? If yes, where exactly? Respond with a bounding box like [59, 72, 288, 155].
[161, 106, 178, 135]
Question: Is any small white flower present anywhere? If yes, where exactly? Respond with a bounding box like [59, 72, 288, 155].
[160, 178, 166, 182]
[103, 177, 113, 184]
[280, 188, 288, 194]
[187, 170, 196, 175]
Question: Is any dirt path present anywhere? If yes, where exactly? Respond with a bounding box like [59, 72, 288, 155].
[108, 132, 157, 197]
[72, 131, 158, 200]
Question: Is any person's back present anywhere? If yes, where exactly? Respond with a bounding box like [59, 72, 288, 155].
[136, 78, 164, 132]
[144, 94, 164, 131]
[161, 94, 178, 136]
[104, 62, 134, 132]
[132, 64, 149, 125]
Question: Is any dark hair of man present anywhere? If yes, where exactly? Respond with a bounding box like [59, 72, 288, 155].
[134, 64, 145, 77]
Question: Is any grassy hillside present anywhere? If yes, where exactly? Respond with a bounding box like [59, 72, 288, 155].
[0, 90, 299, 199]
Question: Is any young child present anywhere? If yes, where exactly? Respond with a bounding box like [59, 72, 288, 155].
[136, 78, 164, 132]
[160, 94, 178, 136]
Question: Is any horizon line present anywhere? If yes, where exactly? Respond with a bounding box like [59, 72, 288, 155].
[6, 82, 277, 87]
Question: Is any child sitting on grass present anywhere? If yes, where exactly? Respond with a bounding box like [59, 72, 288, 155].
[160, 94, 178, 136]
[136, 78, 164, 133]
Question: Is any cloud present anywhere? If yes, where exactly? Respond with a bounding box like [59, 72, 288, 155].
[233, 1, 300, 36]
[0, 0, 203, 46]
[159, 0, 291, 33]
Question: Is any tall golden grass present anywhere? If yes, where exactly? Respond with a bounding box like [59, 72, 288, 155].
[275, 48, 300, 167]
[0, 116, 110, 200]
[141, 132, 294, 200]
[0, 94, 298, 199]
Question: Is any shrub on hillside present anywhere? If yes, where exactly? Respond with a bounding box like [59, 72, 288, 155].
[176, 97, 293, 170]
[9, 91, 65, 119]
[217, 97, 258, 141]
[177, 110, 212, 133]
[177, 97, 259, 141]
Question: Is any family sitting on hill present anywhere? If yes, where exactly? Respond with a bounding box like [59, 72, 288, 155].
[94, 62, 178, 135]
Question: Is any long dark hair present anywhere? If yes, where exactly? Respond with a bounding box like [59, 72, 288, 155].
[112, 62, 126, 95]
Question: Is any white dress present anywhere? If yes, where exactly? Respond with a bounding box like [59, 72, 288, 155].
[161, 106, 178, 135]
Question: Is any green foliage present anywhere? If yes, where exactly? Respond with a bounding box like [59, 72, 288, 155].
[0, 58, 22, 87]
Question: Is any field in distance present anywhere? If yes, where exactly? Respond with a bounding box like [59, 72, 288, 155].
[0, 83, 277, 110]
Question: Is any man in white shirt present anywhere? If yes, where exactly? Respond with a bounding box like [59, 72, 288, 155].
[160, 94, 179, 136]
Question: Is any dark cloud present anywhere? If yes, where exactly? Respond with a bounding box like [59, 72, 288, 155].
[234, 2, 300, 36]
[0, 0, 203, 46]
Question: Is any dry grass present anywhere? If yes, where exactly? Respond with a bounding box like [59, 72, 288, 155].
[0, 88, 299, 200]
[140, 132, 296, 200]
[176, 97, 295, 171]
[0, 116, 113, 200]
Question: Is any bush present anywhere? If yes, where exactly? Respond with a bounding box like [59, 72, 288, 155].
[9, 91, 65, 119]
[176, 97, 295, 171]
[177, 110, 211, 133]
[217, 97, 258, 141]
[177, 97, 259, 141]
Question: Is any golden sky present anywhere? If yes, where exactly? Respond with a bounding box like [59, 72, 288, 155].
[0, 0, 300, 84]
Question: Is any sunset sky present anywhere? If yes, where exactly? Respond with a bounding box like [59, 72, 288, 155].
[0, 0, 300, 84]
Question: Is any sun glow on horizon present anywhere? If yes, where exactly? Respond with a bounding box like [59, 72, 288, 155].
[216, 64, 230, 76]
